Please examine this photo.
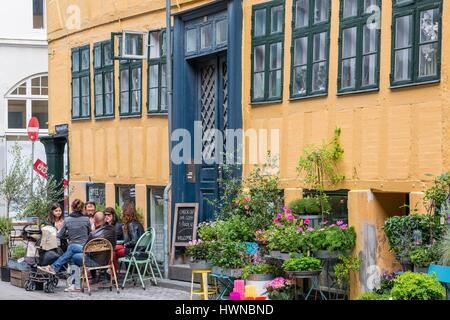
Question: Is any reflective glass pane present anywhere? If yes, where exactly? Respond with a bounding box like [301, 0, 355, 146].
[419, 43, 438, 77]
[81, 49, 89, 70]
[363, 24, 377, 54]
[313, 32, 327, 62]
[94, 46, 102, 68]
[125, 34, 142, 56]
[149, 31, 161, 59]
[216, 20, 228, 45]
[72, 51, 80, 72]
[104, 43, 113, 66]
[200, 24, 213, 50]
[341, 58, 356, 89]
[254, 45, 265, 72]
[161, 64, 167, 87]
[394, 48, 411, 81]
[343, 0, 358, 18]
[295, 0, 309, 28]
[148, 88, 158, 111]
[132, 67, 141, 90]
[161, 87, 167, 111]
[131, 91, 140, 112]
[362, 54, 377, 86]
[342, 27, 357, 58]
[364, 0, 377, 11]
[420, 9, 439, 43]
[293, 65, 307, 95]
[253, 73, 264, 99]
[186, 29, 197, 53]
[120, 69, 129, 91]
[72, 99, 80, 117]
[32, 100, 48, 129]
[95, 95, 103, 115]
[314, 0, 330, 24]
[271, 5, 283, 34]
[395, 15, 412, 49]
[81, 97, 89, 116]
[269, 70, 281, 98]
[121, 93, 129, 113]
[312, 62, 327, 91]
[294, 37, 308, 66]
[105, 93, 113, 115]
[95, 74, 102, 95]
[254, 9, 266, 37]
[105, 72, 113, 94]
[72, 78, 80, 97]
[270, 42, 282, 70]
[81, 76, 89, 97]
[7, 100, 26, 129]
[149, 65, 158, 88]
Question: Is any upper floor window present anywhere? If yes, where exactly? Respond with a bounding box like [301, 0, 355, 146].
[391, 0, 442, 87]
[291, 0, 331, 99]
[72, 46, 91, 119]
[94, 41, 114, 118]
[338, 0, 381, 93]
[6, 74, 48, 131]
[251, 0, 285, 103]
[33, 0, 45, 29]
[148, 29, 168, 114]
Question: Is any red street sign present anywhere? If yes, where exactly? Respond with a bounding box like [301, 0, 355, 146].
[27, 117, 40, 142]
[33, 159, 48, 179]
[63, 179, 68, 189]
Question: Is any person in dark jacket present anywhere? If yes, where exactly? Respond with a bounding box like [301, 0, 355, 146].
[104, 207, 124, 271]
[38, 199, 90, 275]
[122, 202, 144, 255]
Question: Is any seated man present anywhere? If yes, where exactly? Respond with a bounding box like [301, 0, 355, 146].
[72, 211, 116, 267]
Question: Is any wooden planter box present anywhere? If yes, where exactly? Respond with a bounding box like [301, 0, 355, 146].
[10, 269, 30, 288]
[0, 245, 8, 267]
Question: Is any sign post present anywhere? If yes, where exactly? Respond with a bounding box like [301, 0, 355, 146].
[27, 117, 40, 196]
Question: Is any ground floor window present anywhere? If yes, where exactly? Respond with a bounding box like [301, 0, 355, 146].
[116, 185, 136, 207]
[148, 186, 165, 263]
[303, 189, 349, 223]
[86, 183, 106, 205]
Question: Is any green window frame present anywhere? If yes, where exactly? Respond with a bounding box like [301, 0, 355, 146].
[93, 40, 115, 118]
[251, 0, 285, 104]
[71, 45, 91, 119]
[148, 29, 168, 114]
[291, 0, 331, 99]
[119, 59, 142, 117]
[338, 0, 381, 94]
[391, 0, 442, 87]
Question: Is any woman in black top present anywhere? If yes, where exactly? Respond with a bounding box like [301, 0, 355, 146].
[122, 202, 144, 255]
[104, 207, 124, 241]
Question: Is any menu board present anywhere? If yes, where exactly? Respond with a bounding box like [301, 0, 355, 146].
[172, 203, 199, 246]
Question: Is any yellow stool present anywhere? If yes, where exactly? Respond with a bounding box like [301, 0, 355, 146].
[190, 269, 217, 300]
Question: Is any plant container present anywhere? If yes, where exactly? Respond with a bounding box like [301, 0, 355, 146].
[212, 266, 243, 278]
[0, 266, 10, 282]
[315, 250, 351, 260]
[270, 250, 282, 259]
[413, 265, 429, 274]
[286, 270, 322, 278]
[189, 260, 213, 270]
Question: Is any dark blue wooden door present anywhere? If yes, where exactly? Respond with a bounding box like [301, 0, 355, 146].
[197, 56, 228, 222]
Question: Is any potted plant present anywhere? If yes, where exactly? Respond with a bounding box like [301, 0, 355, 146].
[390, 272, 446, 300]
[410, 245, 440, 273]
[186, 239, 212, 270]
[311, 222, 356, 259]
[0, 217, 13, 282]
[241, 263, 276, 282]
[282, 256, 322, 277]
[208, 241, 248, 277]
[0, 217, 12, 246]
[263, 277, 295, 300]
[289, 196, 331, 227]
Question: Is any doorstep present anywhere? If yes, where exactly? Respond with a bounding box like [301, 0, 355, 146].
[157, 278, 199, 293]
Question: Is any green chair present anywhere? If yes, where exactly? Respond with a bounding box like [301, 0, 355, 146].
[119, 228, 163, 290]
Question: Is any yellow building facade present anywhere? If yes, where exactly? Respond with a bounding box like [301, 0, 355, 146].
[46, 0, 449, 295]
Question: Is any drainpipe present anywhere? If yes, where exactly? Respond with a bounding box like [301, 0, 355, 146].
[163, 0, 173, 280]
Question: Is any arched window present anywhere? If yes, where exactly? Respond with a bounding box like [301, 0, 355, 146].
[5, 74, 48, 131]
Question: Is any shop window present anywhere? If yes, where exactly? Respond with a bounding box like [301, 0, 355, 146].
[148, 30, 168, 114]
[303, 189, 349, 223]
[33, 0, 44, 29]
[94, 41, 115, 118]
[391, 0, 442, 87]
[148, 187, 165, 263]
[116, 185, 136, 207]
[72, 46, 91, 119]
[251, 0, 285, 103]
[6, 74, 49, 130]
[291, 0, 331, 99]
[86, 183, 106, 205]
[338, 0, 380, 93]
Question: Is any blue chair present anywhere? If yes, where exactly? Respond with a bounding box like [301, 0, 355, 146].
[428, 264, 450, 300]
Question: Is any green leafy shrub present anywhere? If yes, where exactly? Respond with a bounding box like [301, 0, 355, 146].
[207, 241, 249, 270]
[289, 197, 331, 215]
[384, 214, 444, 258]
[334, 255, 361, 286]
[241, 263, 277, 279]
[198, 221, 219, 241]
[438, 226, 450, 266]
[215, 215, 255, 242]
[356, 292, 390, 300]
[266, 225, 302, 253]
[410, 245, 440, 268]
[283, 256, 321, 272]
[390, 272, 446, 300]
[0, 217, 13, 243]
[186, 240, 210, 261]
[309, 224, 357, 253]
[11, 245, 26, 260]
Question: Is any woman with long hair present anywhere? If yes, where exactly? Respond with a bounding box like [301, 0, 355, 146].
[122, 202, 144, 255]
[104, 207, 125, 271]
[47, 203, 64, 231]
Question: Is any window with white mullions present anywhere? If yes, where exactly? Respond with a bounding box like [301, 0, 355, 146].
[148, 29, 168, 114]
[338, 0, 381, 93]
[291, 0, 331, 98]
[251, 0, 285, 103]
[391, 0, 442, 87]
[72, 46, 91, 119]
[94, 41, 114, 118]
[119, 58, 142, 116]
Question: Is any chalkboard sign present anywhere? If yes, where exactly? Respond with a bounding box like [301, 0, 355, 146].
[173, 203, 199, 246]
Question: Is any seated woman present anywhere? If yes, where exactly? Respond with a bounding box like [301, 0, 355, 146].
[46, 203, 67, 252]
[104, 207, 124, 271]
[122, 202, 144, 255]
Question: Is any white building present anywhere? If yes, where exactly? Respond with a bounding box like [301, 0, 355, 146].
[0, 0, 48, 217]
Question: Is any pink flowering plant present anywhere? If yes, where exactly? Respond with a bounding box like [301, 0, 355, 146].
[186, 239, 211, 262]
[263, 277, 295, 300]
[308, 221, 357, 253]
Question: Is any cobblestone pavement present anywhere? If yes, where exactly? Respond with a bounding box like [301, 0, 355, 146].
[0, 280, 190, 300]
